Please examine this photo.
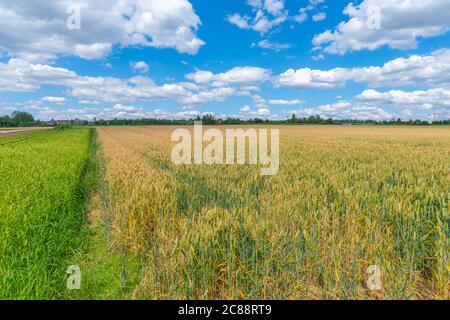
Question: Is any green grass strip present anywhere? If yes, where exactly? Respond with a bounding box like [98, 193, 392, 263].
[0, 128, 94, 299]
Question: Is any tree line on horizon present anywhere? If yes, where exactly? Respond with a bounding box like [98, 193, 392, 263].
[66, 113, 450, 126]
[1, 111, 450, 127]
[0, 111, 42, 127]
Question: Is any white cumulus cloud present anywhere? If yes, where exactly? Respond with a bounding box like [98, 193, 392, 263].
[130, 61, 150, 73]
[269, 99, 304, 105]
[275, 49, 450, 89]
[0, 0, 204, 62]
[253, 39, 292, 51]
[227, 0, 288, 34]
[290, 101, 391, 120]
[41, 96, 67, 104]
[357, 88, 450, 107]
[186, 67, 271, 87]
[313, 0, 450, 55]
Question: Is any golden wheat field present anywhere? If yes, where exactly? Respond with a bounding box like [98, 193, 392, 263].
[92, 125, 449, 300]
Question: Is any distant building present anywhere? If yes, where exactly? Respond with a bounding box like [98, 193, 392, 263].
[56, 120, 71, 125]
[55, 119, 88, 126]
[72, 119, 87, 125]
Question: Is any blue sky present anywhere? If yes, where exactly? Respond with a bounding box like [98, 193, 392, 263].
[0, 0, 450, 121]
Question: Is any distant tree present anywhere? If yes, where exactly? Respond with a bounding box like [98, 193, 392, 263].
[12, 111, 34, 127]
[291, 113, 297, 123]
[202, 113, 216, 125]
[0, 115, 10, 127]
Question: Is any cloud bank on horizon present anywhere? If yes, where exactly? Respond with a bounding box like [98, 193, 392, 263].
[0, 0, 449, 121]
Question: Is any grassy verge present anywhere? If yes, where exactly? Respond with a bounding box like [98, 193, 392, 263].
[0, 128, 95, 299]
[68, 129, 142, 300]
